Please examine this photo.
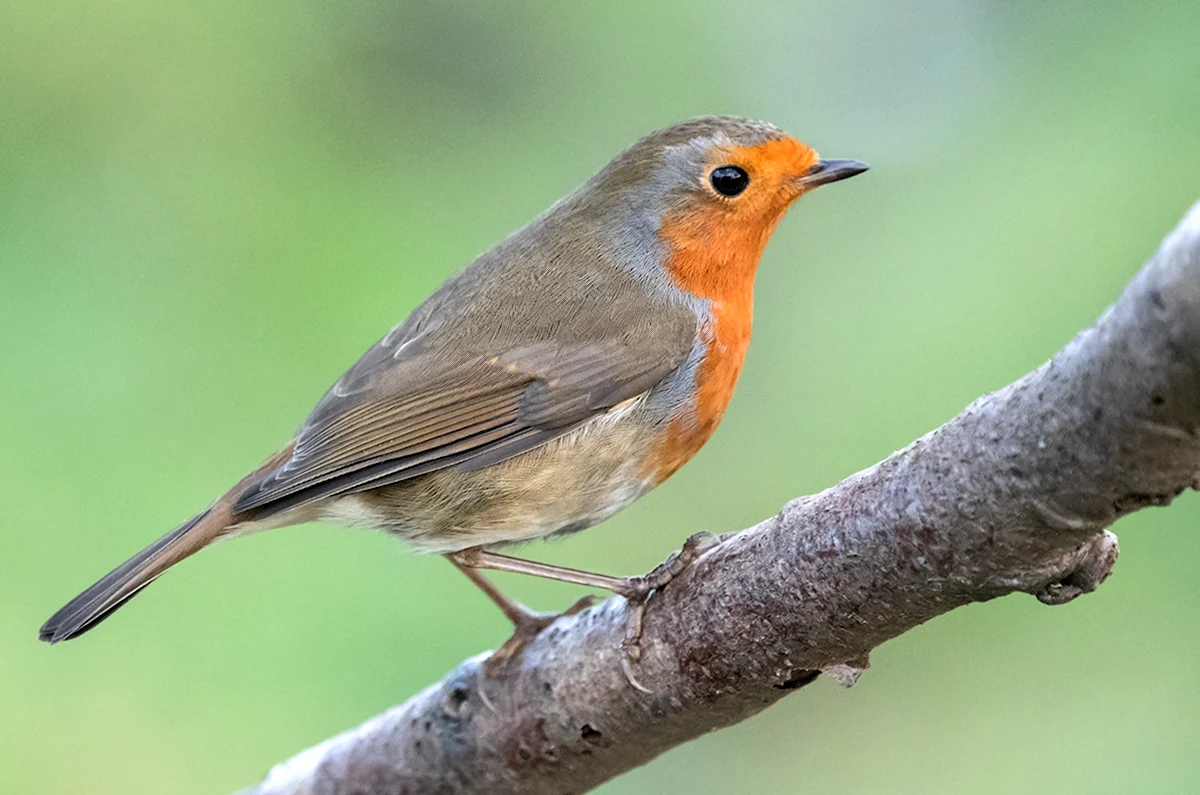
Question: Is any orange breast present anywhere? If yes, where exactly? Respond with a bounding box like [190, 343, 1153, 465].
[640, 204, 782, 484]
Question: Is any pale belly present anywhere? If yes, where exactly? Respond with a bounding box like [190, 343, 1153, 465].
[315, 399, 666, 554]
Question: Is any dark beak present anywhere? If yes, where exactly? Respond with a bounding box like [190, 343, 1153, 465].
[798, 158, 870, 188]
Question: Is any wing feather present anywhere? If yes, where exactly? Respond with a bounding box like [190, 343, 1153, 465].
[234, 305, 696, 518]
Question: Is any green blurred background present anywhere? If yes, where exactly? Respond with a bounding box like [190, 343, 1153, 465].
[3, 0, 1199, 792]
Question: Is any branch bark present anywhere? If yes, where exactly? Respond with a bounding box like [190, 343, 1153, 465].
[239, 202, 1200, 795]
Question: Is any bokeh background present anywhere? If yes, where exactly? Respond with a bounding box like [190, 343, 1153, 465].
[4, 1, 1200, 792]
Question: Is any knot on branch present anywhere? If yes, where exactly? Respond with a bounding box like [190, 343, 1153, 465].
[1034, 530, 1120, 606]
[821, 656, 870, 689]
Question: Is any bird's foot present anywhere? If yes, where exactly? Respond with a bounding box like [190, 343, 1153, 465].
[449, 533, 720, 686]
[485, 594, 596, 675]
[616, 532, 718, 692]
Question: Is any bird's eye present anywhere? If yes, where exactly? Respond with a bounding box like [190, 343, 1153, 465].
[709, 165, 749, 197]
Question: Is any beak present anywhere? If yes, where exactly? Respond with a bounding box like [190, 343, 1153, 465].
[797, 158, 870, 188]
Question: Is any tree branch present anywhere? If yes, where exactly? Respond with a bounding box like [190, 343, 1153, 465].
[239, 202, 1200, 795]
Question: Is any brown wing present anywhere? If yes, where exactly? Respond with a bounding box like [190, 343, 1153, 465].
[233, 327, 694, 519]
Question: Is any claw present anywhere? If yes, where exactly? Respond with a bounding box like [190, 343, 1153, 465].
[618, 532, 719, 690]
[621, 652, 652, 694]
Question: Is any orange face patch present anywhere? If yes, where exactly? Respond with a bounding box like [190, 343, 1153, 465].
[656, 136, 820, 300]
[722, 136, 822, 215]
[640, 136, 819, 484]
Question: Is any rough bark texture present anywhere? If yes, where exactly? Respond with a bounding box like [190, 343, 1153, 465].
[239, 203, 1200, 795]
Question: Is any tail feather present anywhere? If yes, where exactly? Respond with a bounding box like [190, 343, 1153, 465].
[40, 445, 296, 644]
[39, 508, 226, 643]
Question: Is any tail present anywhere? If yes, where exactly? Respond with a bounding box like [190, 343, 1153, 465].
[39, 505, 234, 643]
[40, 445, 295, 643]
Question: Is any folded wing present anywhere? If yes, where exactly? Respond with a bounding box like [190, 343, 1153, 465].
[234, 316, 695, 518]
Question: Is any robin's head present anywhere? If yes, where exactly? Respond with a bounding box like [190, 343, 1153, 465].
[633, 117, 862, 215]
[586, 116, 867, 296]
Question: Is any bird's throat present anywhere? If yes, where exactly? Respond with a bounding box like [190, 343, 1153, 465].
[641, 213, 773, 484]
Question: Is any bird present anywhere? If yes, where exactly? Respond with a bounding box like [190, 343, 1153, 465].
[39, 116, 868, 651]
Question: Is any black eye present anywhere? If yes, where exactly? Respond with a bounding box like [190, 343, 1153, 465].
[710, 165, 749, 197]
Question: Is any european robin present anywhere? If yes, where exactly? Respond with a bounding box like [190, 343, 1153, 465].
[40, 116, 867, 652]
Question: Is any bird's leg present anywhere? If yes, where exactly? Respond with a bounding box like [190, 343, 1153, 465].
[446, 556, 595, 669]
[447, 557, 545, 627]
[448, 547, 633, 592]
[449, 532, 719, 684]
